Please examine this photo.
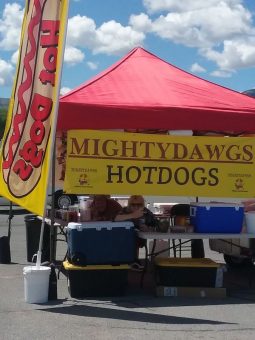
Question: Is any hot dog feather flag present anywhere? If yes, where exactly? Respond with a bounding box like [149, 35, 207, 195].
[0, 0, 69, 215]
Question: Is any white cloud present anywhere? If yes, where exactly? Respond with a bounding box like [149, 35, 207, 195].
[64, 46, 85, 65]
[129, 13, 152, 32]
[0, 0, 254, 78]
[201, 37, 255, 71]
[190, 63, 206, 73]
[67, 15, 97, 48]
[87, 61, 98, 70]
[149, 2, 253, 48]
[0, 59, 14, 86]
[0, 3, 23, 50]
[11, 50, 19, 64]
[210, 70, 233, 78]
[94, 20, 145, 55]
[143, 0, 243, 14]
[60, 87, 71, 95]
[141, 0, 255, 73]
[67, 16, 145, 56]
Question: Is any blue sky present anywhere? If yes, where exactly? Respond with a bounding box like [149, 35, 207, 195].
[0, 0, 255, 98]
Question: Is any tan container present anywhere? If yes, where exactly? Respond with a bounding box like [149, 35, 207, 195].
[156, 286, 226, 298]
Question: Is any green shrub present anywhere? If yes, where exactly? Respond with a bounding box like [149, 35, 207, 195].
[0, 107, 7, 139]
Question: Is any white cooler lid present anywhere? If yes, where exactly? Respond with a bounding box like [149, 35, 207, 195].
[190, 202, 244, 208]
[67, 221, 134, 230]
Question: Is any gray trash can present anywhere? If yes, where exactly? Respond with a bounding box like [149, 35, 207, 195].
[25, 215, 50, 262]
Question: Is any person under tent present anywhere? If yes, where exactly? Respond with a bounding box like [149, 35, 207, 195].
[115, 195, 159, 270]
[90, 195, 122, 221]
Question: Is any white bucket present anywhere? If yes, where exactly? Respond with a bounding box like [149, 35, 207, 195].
[23, 266, 51, 304]
[245, 212, 255, 233]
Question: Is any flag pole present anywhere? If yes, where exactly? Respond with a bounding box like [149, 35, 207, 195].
[36, 0, 70, 268]
[49, 142, 57, 262]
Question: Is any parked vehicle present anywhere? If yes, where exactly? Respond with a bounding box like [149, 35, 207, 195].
[0, 195, 12, 206]
[0, 191, 78, 210]
[49, 190, 78, 209]
[209, 237, 255, 267]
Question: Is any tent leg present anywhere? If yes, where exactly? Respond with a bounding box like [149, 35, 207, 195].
[50, 140, 57, 262]
[7, 202, 13, 241]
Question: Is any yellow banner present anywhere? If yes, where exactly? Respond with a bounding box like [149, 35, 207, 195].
[64, 130, 255, 198]
[0, 0, 69, 215]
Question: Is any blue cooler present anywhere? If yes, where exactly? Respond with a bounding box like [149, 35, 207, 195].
[190, 203, 244, 233]
[66, 221, 136, 265]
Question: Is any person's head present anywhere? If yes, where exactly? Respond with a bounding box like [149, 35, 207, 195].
[92, 195, 109, 213]
[128, 195, 145, 212]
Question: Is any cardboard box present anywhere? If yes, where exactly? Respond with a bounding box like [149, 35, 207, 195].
[156, 286, 226, 298]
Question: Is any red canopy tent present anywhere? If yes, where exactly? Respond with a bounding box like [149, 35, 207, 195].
[58, 47, 255, 132]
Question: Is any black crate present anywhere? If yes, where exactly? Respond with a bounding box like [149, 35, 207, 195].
[154, 257, 220, 287]
[63, 261, 129, 298]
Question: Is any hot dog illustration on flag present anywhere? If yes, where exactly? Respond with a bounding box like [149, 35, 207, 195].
[0, 0, 69, 215]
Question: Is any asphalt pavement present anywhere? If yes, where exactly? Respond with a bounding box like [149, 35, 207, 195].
[1, 212, 255, 340]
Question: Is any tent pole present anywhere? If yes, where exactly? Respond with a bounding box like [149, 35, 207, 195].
[7, 201, 13, 241]
[50, 140, 56, 263]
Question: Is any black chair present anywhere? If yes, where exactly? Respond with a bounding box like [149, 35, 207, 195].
[170, 204, 205, 258]
[170, 204, 190, 224]
[170, 204, 190, 257]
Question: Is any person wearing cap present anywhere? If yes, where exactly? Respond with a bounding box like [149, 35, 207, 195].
[90, 195, 122, 221]
[115, 195, 158, 231]
[115, 195, 159, 270]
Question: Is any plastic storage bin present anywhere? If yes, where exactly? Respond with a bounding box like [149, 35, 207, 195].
[154, 257, 220, 287]
[66, 221, 135, 265]
[63, 261, 129, 298]
[190, 203, 244, 233]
